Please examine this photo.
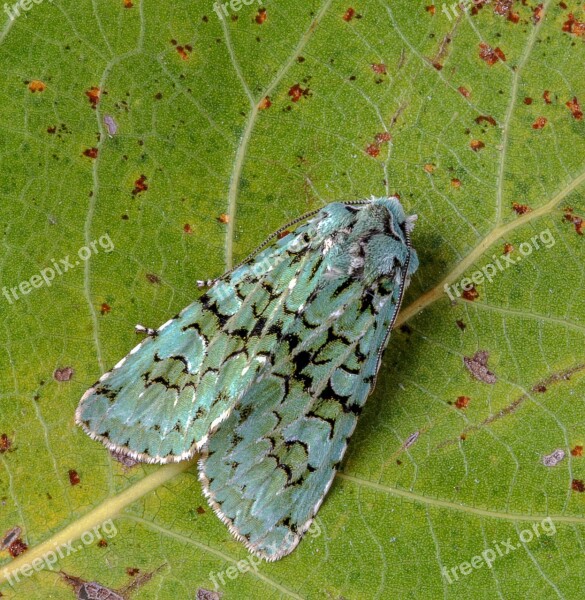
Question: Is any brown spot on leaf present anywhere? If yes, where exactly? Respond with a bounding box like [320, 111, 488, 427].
[85, 87, 101, 109]
[176, 45, 190, 60]
[543, 90, 552, 104]
[8, 538, 27, 558]
[132, 174, 148, 196]
[455, 396, 470, 409]
[196, 506, 206, 514]
[464, 350, 497, 384]
[456, 319, 466, 331]
[218, 213, 229, 224]
[566, 96, 583, 120]
[504, 243, 514, 254]
[507, 10, 520, 23]
[100, 303, 111, 315]
[255, 8, 267, 24]
[564, 208, 584, 235]
[479, 43, 506, 65]
[371, 63, 387, 75]
[571, 445, 584, 457]
[375, 132, 392, 144]
[462, 286, 480, 301]
[532, 3, 544, 23]
[183, 223, 193, 234]
[493, 0, 513, 16]
[277, 229, 291, 239]
[425, 4, 435, 14]
[512, 201, 531, 215]
[562, 13, 585, 36]
[126, 568, 140, 577]
[124, 0, 133, 7]
[451, 178, 462, 188]
[0, 434, 12, 454]
[532, 116, 547, 129]
[68, 469, 81, 486]
[83, 148, 98, 159]
[98, 539, 108, 547]
[365, 143, 380, 157]
[257, 96, 271, 110]
[54, 366, 74, 382]
[288, 83, 309, 102]
[524, 97, 533, 105]
[146, 273, 161, 284]
[342, 7, 356, 21]
[475, 115, 497, 126]
[28, 80, 46, 93]
[470, 140, 485, 152]
[458, 86, 471, 98]
[572, 479, 585, 492]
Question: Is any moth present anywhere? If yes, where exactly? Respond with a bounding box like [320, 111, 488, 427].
[76, 197, 419, 560]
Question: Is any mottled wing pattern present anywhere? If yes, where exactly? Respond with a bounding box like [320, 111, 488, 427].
[76, 209, 348, 463]
[199, 274, 405, 560]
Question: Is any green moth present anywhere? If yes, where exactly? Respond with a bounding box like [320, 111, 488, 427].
[76, 197, 418, 560]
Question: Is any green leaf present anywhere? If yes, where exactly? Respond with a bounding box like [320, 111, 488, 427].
[1, 0, 584, 597]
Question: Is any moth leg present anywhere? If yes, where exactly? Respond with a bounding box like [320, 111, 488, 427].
[135, 324, 158, 337]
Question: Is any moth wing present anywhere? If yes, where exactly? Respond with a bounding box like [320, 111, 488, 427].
[199, 277, 403, 560]
[76, 218, 330, 464]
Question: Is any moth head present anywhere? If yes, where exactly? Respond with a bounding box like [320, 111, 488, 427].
[325, 197, 419, 286]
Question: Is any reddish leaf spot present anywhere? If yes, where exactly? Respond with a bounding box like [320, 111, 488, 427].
[493, 0, 513, 16]
[375, 132, 392, 143]
[277, 229, 291, 239]
[218, 214, 230, 224]
[543, 90, 552, 104]
[8, 538, 28, 558]
[572, 479, 585, 492]
[342, 7, 355, 21]
[566, 96, 583, 120]
[532, 116, 547, 129]
[54, 367, 74, 382]
[423, 163, 435, 173]
[196, 506, 206, 514]
[462, 286, 480, 301]
[258, 96, 271, 110]
[533, 3, 544, 23]
[371, 63, 387, 75]
[432, 62, 443, 71]
[470, 140, 485, 152]
[176, 46, 190, 60]
[100, 302, 111, 315]
[564, 209, 584, 235]
[365, 143, 380, 157]
[146, 273, 161, 284]
[425, 4, 435, 14]
[458, 86, 471, 98]
[47, 125, 57, 134]
[132, 174, 148, 196]
[28, 80, 46, 93]
[562, 13, 585, 36]
[507, 11, 520, 23]
[455, 396, 470, 409]
[571, 445, 584, 457]
[451, 178, 462, 188]
[504, 243, 514, 254]
[98, 539, 108, 547]
[288, 83, 309, 102]
[68, 469, 81, 486]
[512, 202, 532, 215]
[126, 568, 140, 577]
[83, 147, 98, 159]
[183, 223, 193, 234]
[124, 0, 133, 7]
[255, 8, 267, 24]
[0, 434, 12, 454]
[85, 87, 101, 109]
[475, 115, 497, 126]
[479, 43, 506, 65]
[524, 97, 533, 105]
